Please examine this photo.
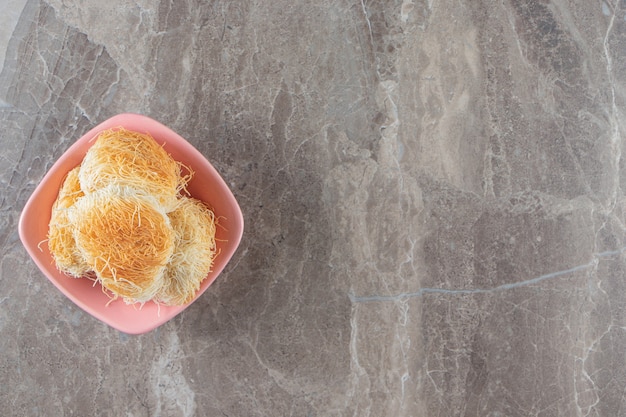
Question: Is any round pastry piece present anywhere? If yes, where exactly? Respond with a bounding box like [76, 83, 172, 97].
[79, 128, 186, 211]
[157, 196, 217, 306]
[69, 186, 175, 303]
[48, 166, 90, 277]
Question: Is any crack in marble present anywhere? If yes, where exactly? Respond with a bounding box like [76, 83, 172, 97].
[349, 246, 626, 303]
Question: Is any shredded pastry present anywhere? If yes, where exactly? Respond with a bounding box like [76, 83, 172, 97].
[46, 127, 218, 306]
[47, 166, 90, 277]
[157, 196, 217, 305]
[79, 128, 187, 211]
[69, 186, 174, 303]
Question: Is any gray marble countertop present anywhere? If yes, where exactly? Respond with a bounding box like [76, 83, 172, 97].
[2, 0, 626, 415]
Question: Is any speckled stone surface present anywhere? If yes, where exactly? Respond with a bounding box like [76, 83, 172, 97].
[2, 0, 626, 416]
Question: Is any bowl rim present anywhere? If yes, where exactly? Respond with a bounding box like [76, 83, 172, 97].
[18, 113, 244, 334]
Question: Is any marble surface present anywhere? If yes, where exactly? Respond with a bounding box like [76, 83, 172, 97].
[1, 0, 626, 415]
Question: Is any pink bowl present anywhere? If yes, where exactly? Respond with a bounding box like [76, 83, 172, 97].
[18, 113, 244, 334]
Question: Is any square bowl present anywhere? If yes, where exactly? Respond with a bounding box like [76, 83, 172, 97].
[18, 113, 244, 334]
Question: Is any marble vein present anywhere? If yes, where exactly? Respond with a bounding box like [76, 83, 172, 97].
[349, 246, 626, 303]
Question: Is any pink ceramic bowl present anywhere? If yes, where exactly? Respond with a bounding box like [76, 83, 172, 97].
[19, 113, 244, 334]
